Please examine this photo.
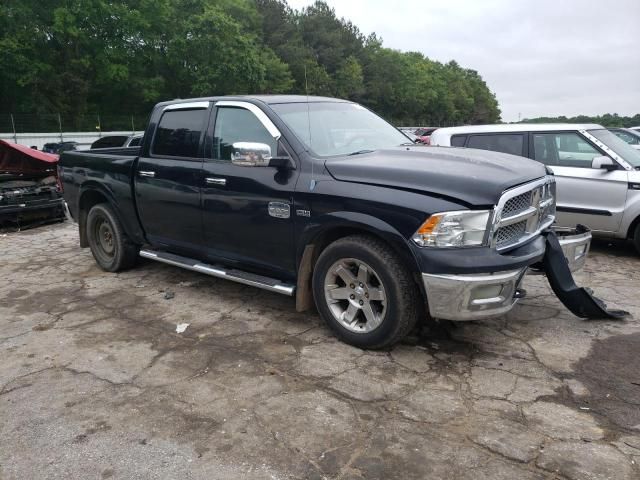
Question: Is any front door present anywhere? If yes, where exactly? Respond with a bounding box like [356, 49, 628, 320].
[135, 104, 209, 252]
[201, 102, 299, 279]
[530, 131, 628, 233]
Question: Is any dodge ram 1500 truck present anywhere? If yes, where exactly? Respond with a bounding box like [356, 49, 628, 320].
[59, 95, 624, 349]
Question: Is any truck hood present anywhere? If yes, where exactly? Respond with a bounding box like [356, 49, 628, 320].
[324, 146, 547, 206]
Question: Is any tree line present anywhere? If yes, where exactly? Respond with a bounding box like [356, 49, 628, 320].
[519, 114, 640, 128]
[0, 0, 501, 126]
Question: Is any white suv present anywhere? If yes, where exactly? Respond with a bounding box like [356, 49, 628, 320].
[430, 124, 640, 253]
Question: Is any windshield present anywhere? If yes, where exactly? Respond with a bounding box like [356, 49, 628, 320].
[588, 129, 640, 167]
[270, 102, 410, 157]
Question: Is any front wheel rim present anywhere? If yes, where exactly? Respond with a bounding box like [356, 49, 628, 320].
[323, 258, 387, 333]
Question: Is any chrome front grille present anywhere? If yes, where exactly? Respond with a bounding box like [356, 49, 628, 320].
[492, 177, 556, 251]
[502, 191, 532, 217]
[495, 221, 527, 248]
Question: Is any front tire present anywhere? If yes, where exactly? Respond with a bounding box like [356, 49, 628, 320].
[312, 235, 422, 349]
[86, 203, 138, 272]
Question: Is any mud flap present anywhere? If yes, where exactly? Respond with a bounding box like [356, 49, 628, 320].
[542, 229, 629, 319]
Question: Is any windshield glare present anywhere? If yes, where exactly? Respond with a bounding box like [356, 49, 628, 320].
[270, 102, 410, 156]
[588, 129, 640, 167]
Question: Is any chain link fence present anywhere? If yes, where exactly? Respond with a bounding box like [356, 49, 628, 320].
[0, 114, 148, 135]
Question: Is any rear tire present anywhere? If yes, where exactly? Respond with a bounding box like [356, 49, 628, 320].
[86, 203, 138, 272]
[312, 234, 422, 349]
[634, 223, 640, 255]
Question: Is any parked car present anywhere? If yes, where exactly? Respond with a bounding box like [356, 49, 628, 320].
[90, 134, 143, 149]
[609, 128, 640, 150]
[430, 124, 640, 253]
[0, 140, 65, 227]
[414, 127, 438, 144]
[59, 96, 621, 349]
[42, 141, 78, 154]
[630, 126, 640, 133]
[398, 128, 418, 142]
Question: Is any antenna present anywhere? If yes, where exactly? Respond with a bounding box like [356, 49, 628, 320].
[305, 65, 316, 190]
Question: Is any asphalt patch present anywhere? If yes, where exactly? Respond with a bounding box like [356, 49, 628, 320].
[572, 333, 640, 432]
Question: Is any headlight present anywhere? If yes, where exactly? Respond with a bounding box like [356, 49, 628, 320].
[411, 210, 491, 247]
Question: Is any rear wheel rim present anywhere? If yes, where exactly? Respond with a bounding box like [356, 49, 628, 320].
[323, 258, 387, 333]
[93, 215, 115, 260]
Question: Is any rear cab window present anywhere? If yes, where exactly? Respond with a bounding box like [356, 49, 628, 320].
[152, 109, 208, 158]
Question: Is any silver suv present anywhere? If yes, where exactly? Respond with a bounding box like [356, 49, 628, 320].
[430, 124, 640, 253]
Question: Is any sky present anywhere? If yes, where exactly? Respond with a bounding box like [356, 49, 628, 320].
[287, 0, 640, 122]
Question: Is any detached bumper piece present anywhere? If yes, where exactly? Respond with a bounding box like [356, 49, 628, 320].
[541, 227, 628, 320]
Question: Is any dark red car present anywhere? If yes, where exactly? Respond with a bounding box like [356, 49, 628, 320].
[414, 127, 438, 144]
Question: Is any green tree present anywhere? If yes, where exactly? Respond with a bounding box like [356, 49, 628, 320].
[1, 0, 506, 129]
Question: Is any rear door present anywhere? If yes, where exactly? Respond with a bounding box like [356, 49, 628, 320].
[135, 102, 209, 252]
[529, 131, 628, 233]
[200, 101, 299, 278]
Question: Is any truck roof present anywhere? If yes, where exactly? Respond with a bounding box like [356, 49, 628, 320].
[155, 95, 350, 108]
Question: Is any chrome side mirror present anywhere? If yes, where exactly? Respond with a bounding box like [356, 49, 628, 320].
[231, 142, 272, 167]
[591, 155, 617, 171]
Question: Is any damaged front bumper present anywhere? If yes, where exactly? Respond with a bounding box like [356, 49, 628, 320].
[0, 197, 66, 225]
[421, 226, 626, 321]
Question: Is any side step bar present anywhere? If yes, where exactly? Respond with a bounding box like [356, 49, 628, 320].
[139, 249, 295, 296]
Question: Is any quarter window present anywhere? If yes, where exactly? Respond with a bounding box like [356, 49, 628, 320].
[467, 134, 524, 156]
[152, 109, 206, 157]
[451, 135, 467, 147]
[532, 132, 600, 167]
[213, 107, 277, 161]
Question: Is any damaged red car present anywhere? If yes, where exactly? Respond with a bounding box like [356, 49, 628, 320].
[0, 140, 66, 228]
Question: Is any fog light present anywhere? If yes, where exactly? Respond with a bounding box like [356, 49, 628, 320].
[472, 284, 504, 300]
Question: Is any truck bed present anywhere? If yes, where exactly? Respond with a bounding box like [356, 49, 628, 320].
[59, 148, 145, 244]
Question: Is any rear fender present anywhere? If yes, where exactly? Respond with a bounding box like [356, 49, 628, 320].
[78, 182, 145, 246]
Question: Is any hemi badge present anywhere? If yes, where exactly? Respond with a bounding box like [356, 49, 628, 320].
[296, 209, 311, 217]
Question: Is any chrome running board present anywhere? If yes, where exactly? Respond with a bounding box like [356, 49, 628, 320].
[139, 249, 295, 296]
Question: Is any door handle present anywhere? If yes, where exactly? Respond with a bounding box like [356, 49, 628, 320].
[205, 177, 226, 186]
[139, 171, 155, 178]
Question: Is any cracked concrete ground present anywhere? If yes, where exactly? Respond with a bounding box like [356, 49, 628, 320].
[1, 222, 639, 480]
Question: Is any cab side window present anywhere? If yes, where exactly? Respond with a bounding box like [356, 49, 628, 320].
[152, 109, 206, 158]
[467, 134, 524, 156]
[213, 107, 277, 161]
[532, 133, 600, 168]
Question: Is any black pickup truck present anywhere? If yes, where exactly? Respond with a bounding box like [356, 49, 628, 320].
[59, 95, 622, 348]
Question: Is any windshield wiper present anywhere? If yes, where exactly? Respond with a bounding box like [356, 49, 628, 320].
[348, 149, 375, 156]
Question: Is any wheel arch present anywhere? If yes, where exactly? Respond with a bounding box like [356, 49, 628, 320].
[77, 184, 140, 248]
[294, 212, 423, 312]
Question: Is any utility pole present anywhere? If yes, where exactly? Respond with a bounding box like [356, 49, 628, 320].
[10, 114, 17, 143]
[58, 113, 63, 141]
